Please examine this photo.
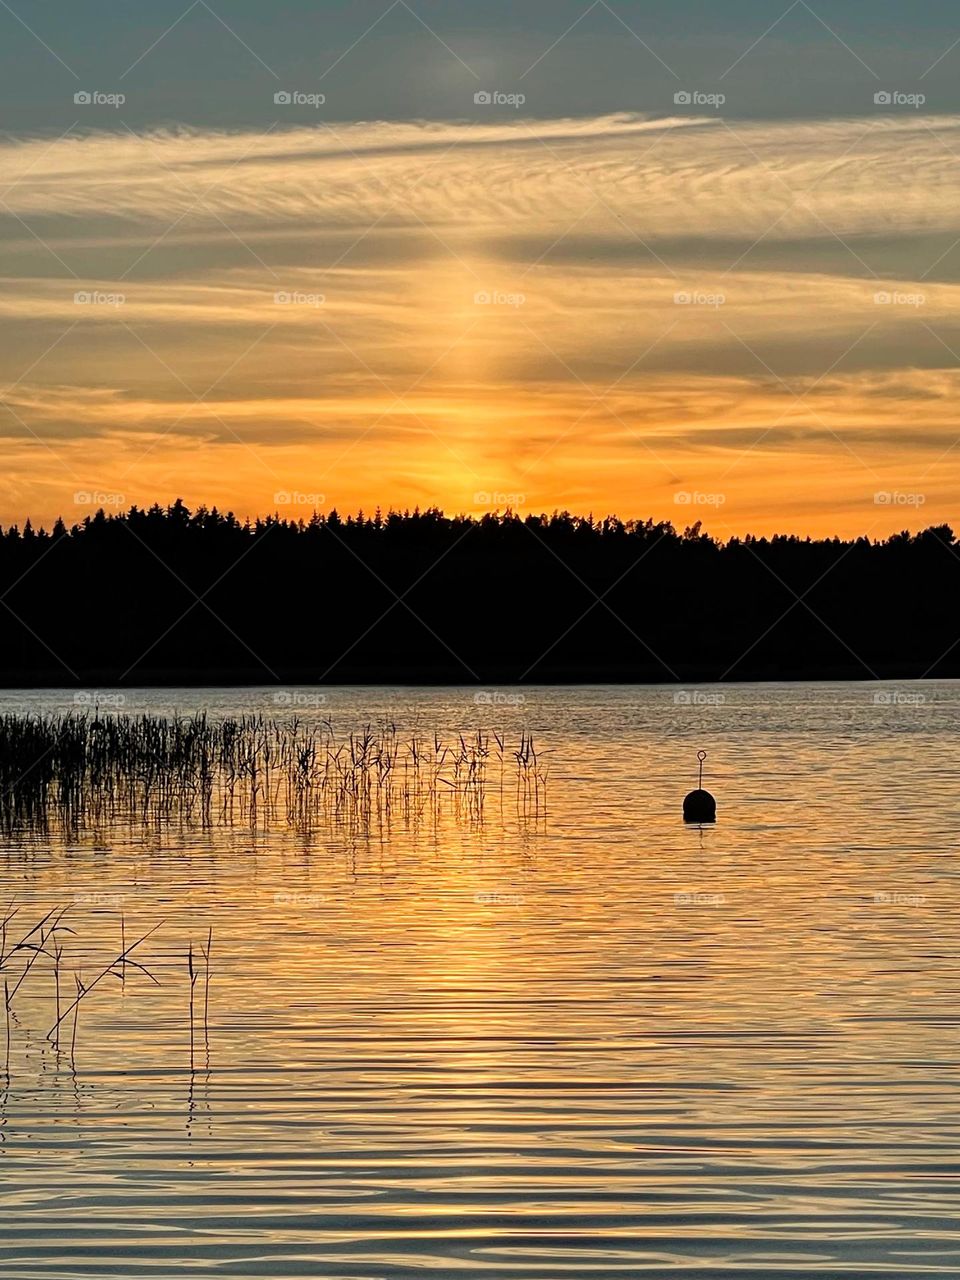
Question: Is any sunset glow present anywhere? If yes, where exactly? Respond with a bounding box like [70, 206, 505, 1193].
[3, 113, 959, 535]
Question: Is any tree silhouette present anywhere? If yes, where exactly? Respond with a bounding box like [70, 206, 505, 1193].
[0, 502, 954, 684]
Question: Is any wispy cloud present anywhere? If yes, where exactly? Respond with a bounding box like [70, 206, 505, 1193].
[2, 112, 960, 533]
[1, 114, 957, 241]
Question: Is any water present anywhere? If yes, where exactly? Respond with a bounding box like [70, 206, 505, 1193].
[1, 683, 959, 1278]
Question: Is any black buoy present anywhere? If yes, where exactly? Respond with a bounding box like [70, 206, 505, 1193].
[683, 750, 716, 823]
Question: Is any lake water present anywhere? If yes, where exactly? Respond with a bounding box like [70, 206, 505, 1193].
[1, 683, 959, 1278]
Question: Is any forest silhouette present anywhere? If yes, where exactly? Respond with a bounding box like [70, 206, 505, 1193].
[0, 500, 955, 685]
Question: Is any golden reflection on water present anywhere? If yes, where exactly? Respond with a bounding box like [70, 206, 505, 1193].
[1, 685, 959, 1277]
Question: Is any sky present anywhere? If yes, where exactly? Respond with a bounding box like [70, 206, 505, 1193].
[2, 0, 960, 536]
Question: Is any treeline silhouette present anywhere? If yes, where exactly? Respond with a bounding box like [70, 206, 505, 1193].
[0, 500, 956, 684]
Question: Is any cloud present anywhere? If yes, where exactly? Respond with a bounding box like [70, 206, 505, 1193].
[1, 114, 958, 245]
[2, 111, 960, 534]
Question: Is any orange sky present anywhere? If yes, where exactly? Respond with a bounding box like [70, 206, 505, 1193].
[2, 114, 959, 537]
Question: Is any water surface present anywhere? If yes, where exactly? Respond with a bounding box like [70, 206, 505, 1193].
[2, 683, 959, 1278]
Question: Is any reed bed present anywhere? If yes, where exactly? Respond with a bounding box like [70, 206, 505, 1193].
[0, 713, 547, 833]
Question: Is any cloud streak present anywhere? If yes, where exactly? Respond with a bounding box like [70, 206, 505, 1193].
[2, 114, 959, 243]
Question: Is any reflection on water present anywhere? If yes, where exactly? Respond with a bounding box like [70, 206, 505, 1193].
[1, 683, 959, 1278]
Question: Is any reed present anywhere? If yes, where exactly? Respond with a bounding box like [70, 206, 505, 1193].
[0, 713, 547, 833]
[187, 928, 213, 1074]
[46, 920, 162, 1045]
[52, 931, 63, 1047]
[1, 905, 72, 1005]
[0, 900, 163, 1077]
[3, 979, 9, 1081]
[202, 927, 212, 1043]
[188, 942, 196, 1070]
[71, 974, 81, 1060]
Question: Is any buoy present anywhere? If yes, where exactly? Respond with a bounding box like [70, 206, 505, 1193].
[683, 750, 716, 823]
